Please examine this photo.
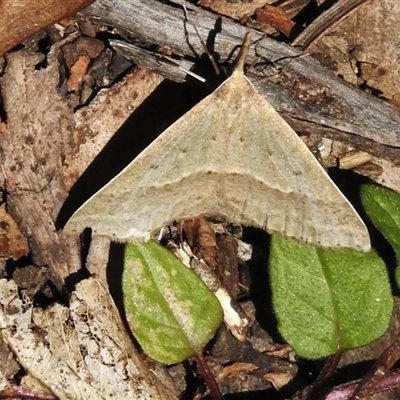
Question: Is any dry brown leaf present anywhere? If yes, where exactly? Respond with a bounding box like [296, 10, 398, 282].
[263, 371, 293, 390]
[218, 362, 259, 380]
[265, 344, 294, 359]
[181, 219, 242, 297]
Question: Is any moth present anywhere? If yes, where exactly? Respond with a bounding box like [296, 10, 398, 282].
[65, 33, 370, 251]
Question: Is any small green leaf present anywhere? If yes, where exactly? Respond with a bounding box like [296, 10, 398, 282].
[361, 184, 400, 260]
[123, 240, 223, 365]
[269, 234, 392, 359]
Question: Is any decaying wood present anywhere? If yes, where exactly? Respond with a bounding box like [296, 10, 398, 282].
[0, 47, 80, 290]
[82, 0, 400, 167]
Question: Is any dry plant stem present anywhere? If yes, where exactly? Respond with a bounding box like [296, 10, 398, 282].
[292, 368, 400, 400]
[195, 353, 222, 400]
[349, 332, 400, 399]
[292, 0, 371, 49]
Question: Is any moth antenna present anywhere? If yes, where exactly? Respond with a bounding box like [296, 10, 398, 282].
[231, 32, 252, 75]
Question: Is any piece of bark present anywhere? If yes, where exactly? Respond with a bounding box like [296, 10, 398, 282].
[216, 234, 241, 298]
[0, 47, 78, 289]
[12, 265, 49, 299]
[256, 5, 296, 37]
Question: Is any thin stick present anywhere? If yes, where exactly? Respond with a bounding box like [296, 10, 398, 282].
[292, 0, 371, 50]
[182, 1, 220, 75]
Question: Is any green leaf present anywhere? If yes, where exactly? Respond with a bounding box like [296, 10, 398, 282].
[361, 184, 400, 260]
[123, 240, 223, 365]
[269, 234, 392, 359]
